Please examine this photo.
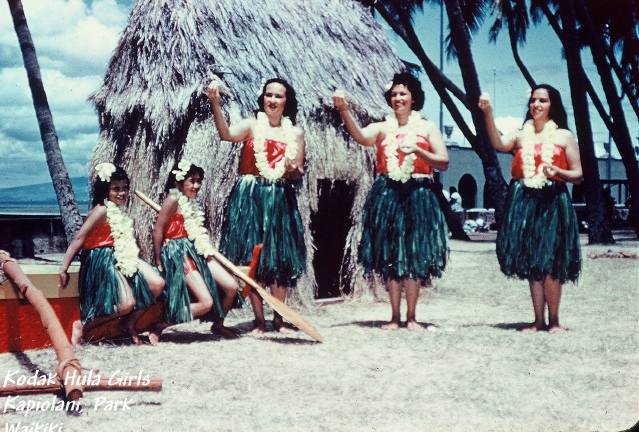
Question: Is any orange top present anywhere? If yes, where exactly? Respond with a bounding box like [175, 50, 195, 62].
[83, 222, 114, 249]
[163, 213, 188, 240]
[239, 138, 293, 179]
[511, 144, 568, 181]
[376, 135, 433, 175]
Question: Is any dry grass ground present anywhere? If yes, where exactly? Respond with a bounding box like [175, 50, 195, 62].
[1, 233, 637, 432]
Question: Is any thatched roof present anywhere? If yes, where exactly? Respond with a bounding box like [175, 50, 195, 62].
[91, 0, 405, 306]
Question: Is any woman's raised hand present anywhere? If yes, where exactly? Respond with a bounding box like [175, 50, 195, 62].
[332, 90, 349, 112]
[206, 80, 221, 104]
[478, 92, 493, 114]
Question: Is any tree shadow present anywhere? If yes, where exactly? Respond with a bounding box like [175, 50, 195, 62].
[331, 320, 438, 330]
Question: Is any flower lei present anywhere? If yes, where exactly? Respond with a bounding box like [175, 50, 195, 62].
[104, 200, 139, 277]
[252, 112, 298, 182]
[170, 188, 215, 258]
[384, 111, 422, 183]
[520, 119, 558, 188]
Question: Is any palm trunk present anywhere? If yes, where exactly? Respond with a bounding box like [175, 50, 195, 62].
[558, 0, 614, 243]
[444, 0, 509, 223]
[8, 0, 82, 244]
[575, 0, 639, 237]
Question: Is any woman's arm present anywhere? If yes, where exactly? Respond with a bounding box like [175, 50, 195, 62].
[285, 127, 306, 181]
[401, 120, 449, 171]
[152, 195, 179, 270]
[478, 93, 518, 152]
[58, 206, 106, 288]
[206, 80, 254, 143]
[542, 130, 584, 184]
[332, 90, 383, 147]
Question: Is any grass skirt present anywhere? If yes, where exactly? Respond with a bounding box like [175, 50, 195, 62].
[78, 246, 155, 324]
[359, 175, 448, 280]
[497, 179, 581, 283]
[220, 175, 306, 287]
[161, 237, 224, 325]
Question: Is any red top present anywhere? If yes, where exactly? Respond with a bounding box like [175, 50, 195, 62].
[511, 144, 568, 181]
[239, 138, 293, 179]
[83, 223, 114, 249]
[163, 213, 188, 240]
[376, 135, 433, 175]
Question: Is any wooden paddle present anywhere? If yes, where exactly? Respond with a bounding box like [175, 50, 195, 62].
[135, 190, 323, 343]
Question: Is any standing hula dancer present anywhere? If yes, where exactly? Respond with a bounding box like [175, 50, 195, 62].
[59, 163, 165, 345]
[152, 161, 241, 342]
[206, 78, 306, 334]
[479, 85, 583, 333]
[333, 72, 449, 330]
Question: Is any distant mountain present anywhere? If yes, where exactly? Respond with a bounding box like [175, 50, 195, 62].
[0, 177, 90, 210]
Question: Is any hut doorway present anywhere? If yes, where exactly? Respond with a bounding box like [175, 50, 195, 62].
[311, 179, 355, 299]
[458, 174, 477, 209]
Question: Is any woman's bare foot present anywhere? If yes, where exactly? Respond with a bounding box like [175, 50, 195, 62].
[547, 325, 566, 334]
[273, 319, 297, 334]
[250, 319, 266, 334]
[148, 322, 167, 346]
[70, 320, 84, 347]
[406, 320, 425, 331]
[521, 322, 546, 333]
[211, 321, 240, 339]
[381, 321, 400, 330]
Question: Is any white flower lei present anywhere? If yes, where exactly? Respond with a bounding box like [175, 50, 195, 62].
[252, 112, 298, 182]
[104, 200, 139, 277]
[384, 111, 422, 183]
[170, 188, 215, 258]
[520, 119, 558, 188]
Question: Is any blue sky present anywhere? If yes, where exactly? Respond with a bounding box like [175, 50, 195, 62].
[0, 0, 634, 188]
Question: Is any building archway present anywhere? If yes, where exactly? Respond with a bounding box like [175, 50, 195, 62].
[458, 174, 477, 209]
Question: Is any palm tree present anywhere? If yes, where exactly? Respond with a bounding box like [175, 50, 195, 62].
[374, 0, 509, 223]
[7, 0, 82, 243]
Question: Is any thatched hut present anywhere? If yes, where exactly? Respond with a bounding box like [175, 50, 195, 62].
[90, 0, 406, 307]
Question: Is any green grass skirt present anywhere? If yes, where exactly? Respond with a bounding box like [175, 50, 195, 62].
[497, 179, 581, 283]
[160, 237, 224, 325]
[220, 175, 306, 287]
[359, 175, 448, 280]
[78, 246, 155, 324]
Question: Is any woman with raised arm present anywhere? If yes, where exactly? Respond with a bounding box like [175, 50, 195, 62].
[206, 78, 306, 334]
[333, 72, 449, 330]
[59, 164, 164, 345]
[478, 85, 583, 333]
[152, 161, 241, 343]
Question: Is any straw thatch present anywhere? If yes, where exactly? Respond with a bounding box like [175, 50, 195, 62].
[90, 0, 405, 307]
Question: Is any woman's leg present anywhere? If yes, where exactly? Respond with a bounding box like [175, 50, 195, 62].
[543, 275, 565, 333]
[123, 261, 166, 345]
[138, 260, 165, 299]
[207, 259, 240, 338]
[185, 270, 214, 318]
[76, 274, 137, 346]
[522, 280, 547, 332]
[404, 279, 424, 331]
[271, 284, 295, 334]
[249, 288, 266, 333]
[382, 279, 402, 330]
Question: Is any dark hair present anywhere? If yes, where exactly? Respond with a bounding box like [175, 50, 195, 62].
[255, 78, 299, 124]
[92, 166, 129, 206]
[524, 84, 569, 129]
[165, 162, 205, 194]
[384, 72, 425, 111]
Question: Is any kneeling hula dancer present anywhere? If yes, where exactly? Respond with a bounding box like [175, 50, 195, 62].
[479, 85, 583, 333]
[59, 163, 165, 345]
[333, 72, 450, 330]
[152, 161, 241, 342]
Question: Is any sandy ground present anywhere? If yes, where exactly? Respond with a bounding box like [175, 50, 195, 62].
[1, 233, 638, 432]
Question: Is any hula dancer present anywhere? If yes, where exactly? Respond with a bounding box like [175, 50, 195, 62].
[152, 161, 241, 343]
[59, 164, 165, 345]
[333, 73, 450, 330]
[479, 85, 583, 333]
[206, 78, 306, 334]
